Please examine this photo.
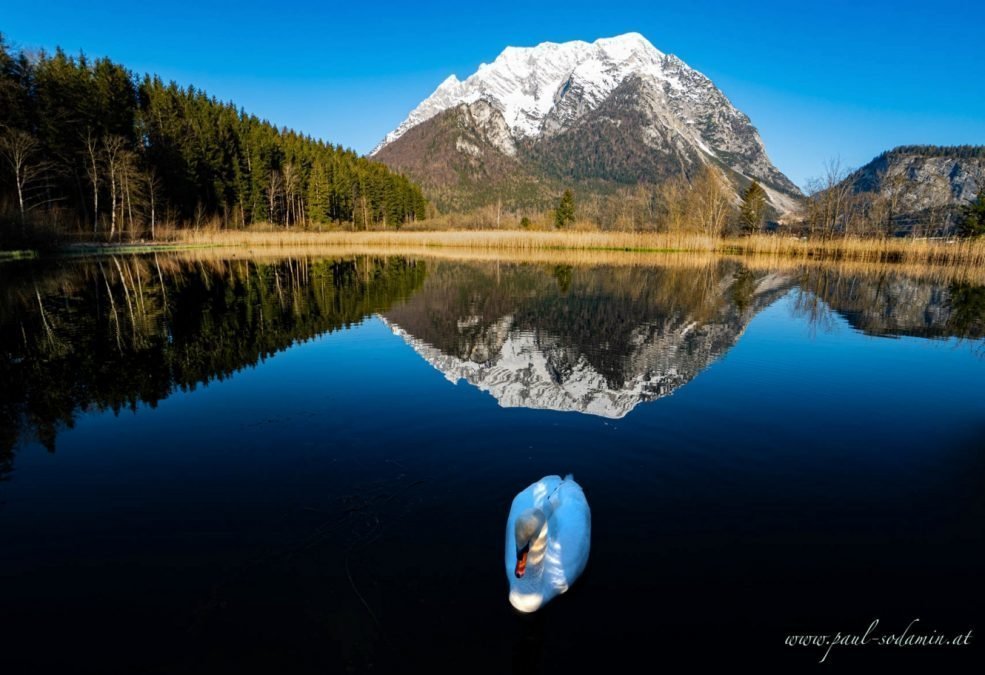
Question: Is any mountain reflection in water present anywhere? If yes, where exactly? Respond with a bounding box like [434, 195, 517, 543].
[381, 263, 793, 418]
[2, 254, 984, 472]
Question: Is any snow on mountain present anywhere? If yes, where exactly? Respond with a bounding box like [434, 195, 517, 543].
[380, 316, 687, 419]
[376, 268, 795, 418]
[371, 32, 801, 210]
[374, 75, 467, 154]
[373, 33, 672, 153]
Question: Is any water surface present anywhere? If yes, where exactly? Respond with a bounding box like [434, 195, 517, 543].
[1, 254, 983, 672]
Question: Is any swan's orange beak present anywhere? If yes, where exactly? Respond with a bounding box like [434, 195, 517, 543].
[514, 548, 528, 578]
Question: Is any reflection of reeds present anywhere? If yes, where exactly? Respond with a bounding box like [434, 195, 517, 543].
[733, 256, 985, 286]
[166, 229, 985, 268]
[162, 244, 985, 286]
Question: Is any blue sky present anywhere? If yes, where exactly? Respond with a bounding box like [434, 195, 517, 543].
[3, 0, 983, 188]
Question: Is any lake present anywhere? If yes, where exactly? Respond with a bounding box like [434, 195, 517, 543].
[1, 252, 983, 672]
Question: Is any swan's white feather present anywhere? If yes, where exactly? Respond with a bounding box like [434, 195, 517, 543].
[505, 474, 591, 612]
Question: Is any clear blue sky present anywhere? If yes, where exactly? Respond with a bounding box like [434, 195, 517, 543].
[3, 0, 983, 188]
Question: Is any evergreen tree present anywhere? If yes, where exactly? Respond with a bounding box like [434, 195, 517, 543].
[307, 160, 332, 224]
[554, 189, 575, 229]
[0, 36, 427, 243]
[738, 181, 768, 234]
[958, 189, 985, 237]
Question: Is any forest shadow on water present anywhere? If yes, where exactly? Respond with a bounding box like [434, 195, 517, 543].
[0, 252, 983, 673]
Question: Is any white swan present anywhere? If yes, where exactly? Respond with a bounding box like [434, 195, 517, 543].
[505, 474, 591, 613]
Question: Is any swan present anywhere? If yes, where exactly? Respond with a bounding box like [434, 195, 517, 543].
[505, 474, 591, 613]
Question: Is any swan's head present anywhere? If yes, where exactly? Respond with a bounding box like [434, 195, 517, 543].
[513, 508, 546, 579]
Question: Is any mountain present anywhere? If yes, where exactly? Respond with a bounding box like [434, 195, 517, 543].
[840, 145, 985, 231]
[380, 261, 794, 418]
[372, 33, 802, 215]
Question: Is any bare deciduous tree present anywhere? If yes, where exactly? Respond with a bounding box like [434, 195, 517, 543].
[881, 168, 910, 236]
[282, 162, 301, 228]
[102, 135, 128, 239]
[146, 167, 161, 239]
[0, 127, 54, 228]
[267, 170, 283, 225]
[657, 177, 690, 233]
[692, 165, 732, 236]
[804, 159, 855, 237]
[83, 128, 101, 233]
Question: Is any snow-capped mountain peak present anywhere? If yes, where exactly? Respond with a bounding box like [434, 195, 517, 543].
[373, 32, 676, 153]
[371, 33, 803, 213]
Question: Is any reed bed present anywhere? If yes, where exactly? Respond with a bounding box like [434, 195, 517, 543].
[724, 234, 985, 267]
[166, 228, 985, 268]
[172, 228, 714, 253]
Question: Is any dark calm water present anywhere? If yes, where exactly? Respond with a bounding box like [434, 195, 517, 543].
[1, 254, 983, 673]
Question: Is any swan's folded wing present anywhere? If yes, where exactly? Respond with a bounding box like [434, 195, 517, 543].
[509, 475, 563, 517]
[550, 481, 591, 589]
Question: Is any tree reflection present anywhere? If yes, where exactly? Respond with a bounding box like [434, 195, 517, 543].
[3, 255, 984, 477]
[947, 282, 985, 339]
[794, 267, 985, 341]
[0, 255, 427, 475]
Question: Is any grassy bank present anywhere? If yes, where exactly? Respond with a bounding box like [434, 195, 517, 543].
[60, 242, 221, 256]
[161, 228, 985, 267]
[0, 250, 38, 261]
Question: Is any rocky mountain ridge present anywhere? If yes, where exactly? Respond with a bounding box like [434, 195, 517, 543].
[842, 146, 985, 223]
[372, 33, 802, 214]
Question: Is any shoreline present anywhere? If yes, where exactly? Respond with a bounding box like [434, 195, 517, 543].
[0, 250, 39, 261]
[6, 229, 985, 269]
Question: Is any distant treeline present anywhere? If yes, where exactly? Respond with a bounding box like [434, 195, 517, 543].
[882, 145, 985, 160]
[0, 36, 427, 246]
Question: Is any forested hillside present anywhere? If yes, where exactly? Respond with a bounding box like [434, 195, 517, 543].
[0, 36, 426, 247]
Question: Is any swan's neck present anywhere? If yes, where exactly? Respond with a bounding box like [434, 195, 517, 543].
[526, 521, 549, 571]
[526, 495, 559, 572]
